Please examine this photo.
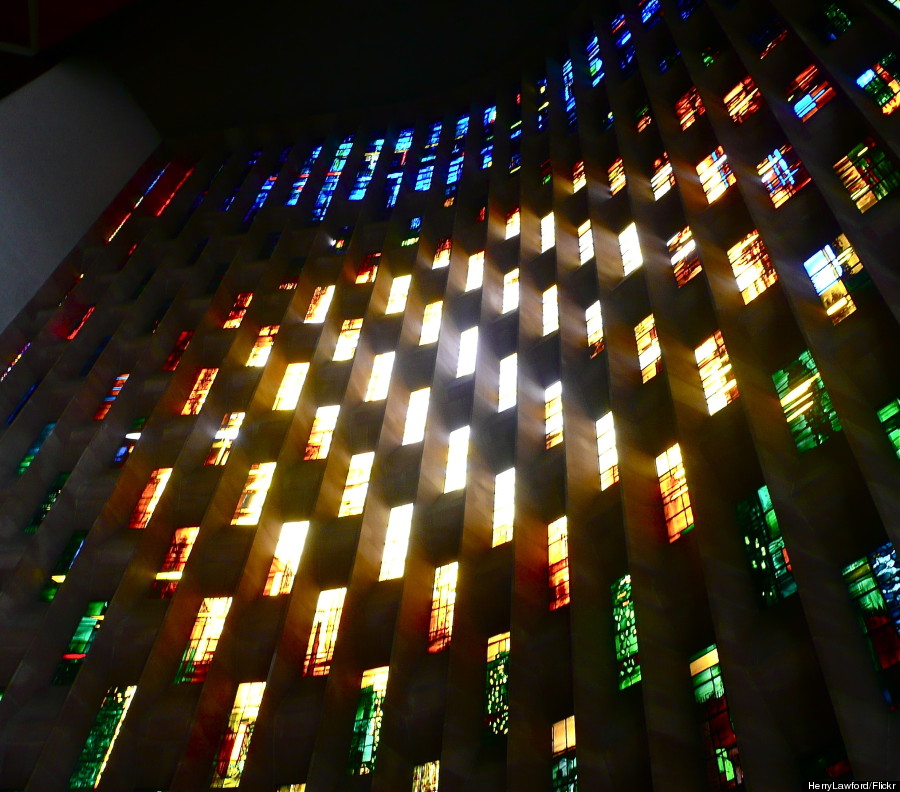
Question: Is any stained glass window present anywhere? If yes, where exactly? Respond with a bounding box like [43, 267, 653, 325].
[349, 136, 385, 199]
[54, 600, 108, 684]
[152, 526, 199, 598]
[313, 137, 354, 221]
[486, 632, 510, 735]
[176, 597, 233, 683]
[303, 588, 347, 675]
[697, 148, 736, 203]
[691, 646, 744, 789]
[69, 685, 136, 790]
[772, 350, 841, 452]
[349, 667, 389, 775]
[551, 716, 577, 792]
[727, 230, 777, 304]
[803, 234, 865, 324]
[857, 54, 900, 115]
[667, 226, 702, 287]
[758, 146, 811, 207]
[656, 444, 694, 542]
[788, 65, 835, 121]
[427, 563, 458, 652]
[834, 139, 900, 212]
[548, 517, 570, 609]
[842, 542, 900, 707]
[212, 682, 266, 787]
[695, 332, 739, 415]
[736, 486, 796, 606]
[613, 575, 641, 689]
[264, 521, 309, 596]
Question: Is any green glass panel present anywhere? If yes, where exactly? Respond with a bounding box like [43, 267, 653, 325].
[772, 350, 841, 452]
[348, 678, 386, 775]
[858, 55, 898, 110]
[40, 531, 87, 602]
[850, 143, 900, 202]
[877, 399, 900, 460]
[54, 601, 108, 685]
[823, 3, 853, 36]
[17, 423, 55, 475]
[551, 754, 578, 792]
[69, 686, 135, 789]
[25, 472, 70, 533]
[612, 575, 641, 689]
[690, 645, 743, 790]
[486, 651, 510, 735]
[736, 485, 797, 606]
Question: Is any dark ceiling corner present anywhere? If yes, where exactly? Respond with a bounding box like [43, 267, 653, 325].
[0, 0, 586, 136]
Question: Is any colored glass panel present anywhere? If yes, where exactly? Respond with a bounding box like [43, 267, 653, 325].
[349, 667, 389, 775]
[736, 486, 796, 606]
[486, 632, 510, 735]
[772, 350, 841, 452]
[613, 575, 641, 689]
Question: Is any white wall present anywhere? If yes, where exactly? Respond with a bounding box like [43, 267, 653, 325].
[0, 58, 160, 331]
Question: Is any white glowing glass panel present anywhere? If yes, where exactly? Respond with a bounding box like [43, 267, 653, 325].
[492, 467, 515, 546]
[596, 412, 619, 490]
[542, 285, 559, 335]
[246, 325, 279, 367]
[420, 302, 443, 345]
[465, 251, 485, 291]
[333, 319, 363, 361]
[379, 504, 413, 580]
[303, 587, 346, 676]
[502, 269, 520, 313]
[578, 221, 594, 264]
[232, 462, 277, 525]
[304, 286, 335, 323]
[695, 331, 739, 415]
[540, 212, 555, 253]
[498, 354, 517, 411]
[545, 381, 563, 449]
[456, 327, 478, 377]
[385, 275, 412, 315]
[365, 352, 395, 401]
[402, 388, 430, 445]
[444, 426, 470, 493]
[635, 314, 661, 383]
[305, 405, 340, 460]
[273, 363, 309, 410]
[263, 521, 310, 596]
[619, 223, 642, 275]
[586, 301, 604, 358]
[338, 452, 375, 517]
[506, 209, 521, 239]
